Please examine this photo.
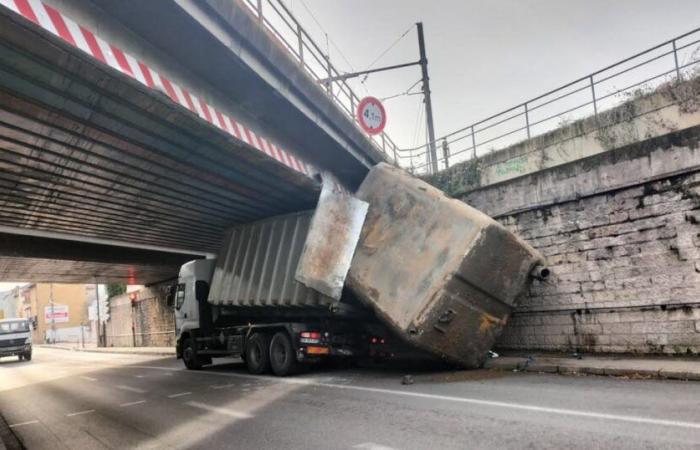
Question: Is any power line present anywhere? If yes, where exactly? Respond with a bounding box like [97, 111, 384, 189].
[362, 23, 416, 83]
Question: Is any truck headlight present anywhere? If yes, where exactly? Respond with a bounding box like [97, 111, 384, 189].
[25, 338, 31, 345]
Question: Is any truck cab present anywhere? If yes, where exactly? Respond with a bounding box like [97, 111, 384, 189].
[0, 318, 33, 361]
[174, 259, 216, 362]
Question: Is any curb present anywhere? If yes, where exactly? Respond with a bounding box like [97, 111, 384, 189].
[485, 358, 700, 381]
[0, 412, 23, 450]
[37, 345, 175, 357]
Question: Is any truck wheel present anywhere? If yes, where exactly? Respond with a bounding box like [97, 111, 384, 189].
[269, 332, 299, 376]
[245, 333, 271, 374]
[182, 338, 202, 370]
[24, 352, 31, 361]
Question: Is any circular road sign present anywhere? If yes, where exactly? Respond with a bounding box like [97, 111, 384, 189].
[356, 96, 386, 135]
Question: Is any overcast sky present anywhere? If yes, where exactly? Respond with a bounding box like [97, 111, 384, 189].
[287, 0, 700, 150]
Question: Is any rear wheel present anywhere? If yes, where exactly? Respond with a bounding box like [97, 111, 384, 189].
[182, 338, 202, 370]
[269, 332, 300, 376]
[245, 333, 271, 374]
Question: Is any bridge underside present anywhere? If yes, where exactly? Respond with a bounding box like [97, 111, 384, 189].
[0, 6, 320, 283]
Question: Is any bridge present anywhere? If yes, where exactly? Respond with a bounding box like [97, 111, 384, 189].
[0, 0, 400, 283]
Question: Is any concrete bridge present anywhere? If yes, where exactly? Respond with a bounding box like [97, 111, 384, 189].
[0, 0, 395, 283]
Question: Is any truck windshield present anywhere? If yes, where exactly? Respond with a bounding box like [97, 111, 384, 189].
[0, 321, 30, 334]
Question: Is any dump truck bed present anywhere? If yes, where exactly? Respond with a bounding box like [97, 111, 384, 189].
[346, 164, 544, 368]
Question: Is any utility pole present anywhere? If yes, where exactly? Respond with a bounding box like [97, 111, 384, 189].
[50, 283, 55, 344]
[417, 22, 438, 174]
[318, 23, 438, 173]
[95, 282, 102, 347]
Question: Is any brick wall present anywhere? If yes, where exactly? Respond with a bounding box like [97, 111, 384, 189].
[105, 285, 175, 347]
[494, 171, 700, 354]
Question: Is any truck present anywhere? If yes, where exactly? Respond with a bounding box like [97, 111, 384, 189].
[0, 318, 32, 361]
[174, 163, 547, 376]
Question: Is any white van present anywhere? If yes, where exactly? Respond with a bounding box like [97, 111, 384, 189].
[0, 318, 32, 361]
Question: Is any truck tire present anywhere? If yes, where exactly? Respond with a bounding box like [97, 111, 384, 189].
[182, 338, 202, 370]
[245, 333, 271, 374]
[269, 331, 299, 376]
[23, 352, 31, 361]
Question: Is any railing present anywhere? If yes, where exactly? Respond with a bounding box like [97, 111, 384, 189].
[240, 0, 402, 163]
[403, 27, 700, 174]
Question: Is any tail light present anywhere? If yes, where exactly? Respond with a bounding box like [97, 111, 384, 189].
[300, 331, 321, 344]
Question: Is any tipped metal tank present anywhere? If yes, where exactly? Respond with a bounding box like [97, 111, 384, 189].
[346, 163, 545, 368]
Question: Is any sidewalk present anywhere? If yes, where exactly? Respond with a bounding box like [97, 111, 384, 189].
[37, 343, 175, 356]
[484, 352, 700, 381]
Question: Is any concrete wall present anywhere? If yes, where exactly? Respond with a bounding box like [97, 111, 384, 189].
[105, 285, 175, 347]
[429, 77, 700, 355]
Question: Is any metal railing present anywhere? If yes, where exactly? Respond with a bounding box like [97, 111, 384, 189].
[403, 27, 700, 174]
[240, 0, 402, 163]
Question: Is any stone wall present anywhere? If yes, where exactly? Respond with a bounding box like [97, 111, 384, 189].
[496, 169, 700, 354]
[105, 285, 175, 347]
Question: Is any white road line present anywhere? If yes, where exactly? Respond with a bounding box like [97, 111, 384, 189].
[185, 401, 252, 419]
[130, 366, 700, 431]
[210, 383, 236, 389]
[79, 376, 97, 382]
[134, 375, 145, 378]
[9, 420, 38, 428]
[120, 400, 146, 407]
[354, 443, 398, 450]
[116, 385, 147, 393]
[167, 392, 192, 398]
[66, 409, 95, 417]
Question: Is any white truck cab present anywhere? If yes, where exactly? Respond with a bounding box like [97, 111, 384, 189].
[0, 318, 33, 361]
[174, 259, 216, 360]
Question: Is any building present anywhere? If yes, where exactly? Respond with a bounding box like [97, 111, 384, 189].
[0, 287, 21, 320]
[18, 283, 91, 343]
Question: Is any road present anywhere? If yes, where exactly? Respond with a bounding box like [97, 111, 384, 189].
[0, 348, 699, 449]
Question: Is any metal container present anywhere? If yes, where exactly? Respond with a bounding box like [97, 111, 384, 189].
[208, 211, 331, 308]
[346, 163, 545, 368]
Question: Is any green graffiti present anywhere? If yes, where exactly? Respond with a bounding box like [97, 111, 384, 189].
[494, 156, 528, 176]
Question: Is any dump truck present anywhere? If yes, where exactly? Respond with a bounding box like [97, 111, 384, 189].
[174, 163, 547, 375]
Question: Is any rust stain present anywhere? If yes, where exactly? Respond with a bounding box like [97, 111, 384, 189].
[478, 312, 504, 334]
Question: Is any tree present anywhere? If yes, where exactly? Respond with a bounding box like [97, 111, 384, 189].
[106, 283, 126, 299]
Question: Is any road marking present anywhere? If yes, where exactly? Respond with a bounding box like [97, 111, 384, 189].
[185, 401, 252, 419]
[66, 409, 95, 417]
[163, 373, 173, 376]
[134, 375, 145, 378]
[120, 400, 146, 407]
[79, 376, 97, 382]
[116, 385, 147, 393]
[167, 392, 192, 398]
[210, 383, 237, 389]
[354, 443, 398, 450]
[9, 420, 38, 428]
[130, 366, 700, 432]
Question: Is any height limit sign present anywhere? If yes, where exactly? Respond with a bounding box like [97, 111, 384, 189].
[356, 96, 386, 135]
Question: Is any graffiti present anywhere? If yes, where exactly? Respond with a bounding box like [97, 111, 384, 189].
[494, 155, 528, 177]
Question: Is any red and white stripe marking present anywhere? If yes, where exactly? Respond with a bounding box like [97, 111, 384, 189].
[0, 0, 312, 176]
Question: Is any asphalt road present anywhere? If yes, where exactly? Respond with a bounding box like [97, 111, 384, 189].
[0, 348, 699, 449]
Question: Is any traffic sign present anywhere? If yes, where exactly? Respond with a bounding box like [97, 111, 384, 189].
[356, 96, 386, 135]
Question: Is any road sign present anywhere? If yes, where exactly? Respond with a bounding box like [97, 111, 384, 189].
[356, 96, 386, 135]
[45, 304, 69, 323]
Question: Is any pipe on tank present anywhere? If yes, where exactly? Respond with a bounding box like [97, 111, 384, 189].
[530, 265, 550, 280]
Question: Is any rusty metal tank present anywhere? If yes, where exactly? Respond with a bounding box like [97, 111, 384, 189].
[346, 163, 545, 368]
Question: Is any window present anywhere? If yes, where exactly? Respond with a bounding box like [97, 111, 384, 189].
[174, 283, 186, 310]
[0, 320, 30, 334]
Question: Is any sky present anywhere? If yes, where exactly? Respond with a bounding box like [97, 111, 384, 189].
[285, 0, 700, 153]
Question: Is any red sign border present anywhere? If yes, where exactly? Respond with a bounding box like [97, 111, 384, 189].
[356, 96, 387, 135]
